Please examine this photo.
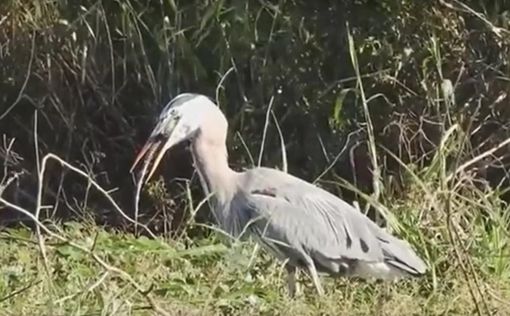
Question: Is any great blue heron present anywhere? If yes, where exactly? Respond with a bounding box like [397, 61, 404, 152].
[130, 93, 427, 296]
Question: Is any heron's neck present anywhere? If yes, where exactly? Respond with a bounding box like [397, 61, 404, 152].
[191, 132, 236, 208]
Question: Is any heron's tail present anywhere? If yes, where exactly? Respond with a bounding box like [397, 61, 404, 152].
[378, 232, 428, 277]
[349, 218, 426, 279]
[352, 232, 427, 280]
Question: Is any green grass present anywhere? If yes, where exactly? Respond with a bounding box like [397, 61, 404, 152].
[0, 203, 508, 316]
[0, 151, 510, 315]
[2, 149, 510, 315]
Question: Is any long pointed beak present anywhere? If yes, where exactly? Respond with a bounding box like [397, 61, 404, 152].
[131, 113, 184, 183]
[130, 136, 166, 183]
[130, 140, 155, 173]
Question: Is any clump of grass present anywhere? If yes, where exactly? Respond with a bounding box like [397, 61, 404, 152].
[0, 185, 509, 315]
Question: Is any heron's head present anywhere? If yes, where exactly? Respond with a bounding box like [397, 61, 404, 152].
[130, 93, 225, 182]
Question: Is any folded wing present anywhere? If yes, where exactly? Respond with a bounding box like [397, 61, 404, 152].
[234, 167, 427, 278]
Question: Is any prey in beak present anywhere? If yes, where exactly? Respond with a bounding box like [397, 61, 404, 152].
[130, 133, 168, 183]
[130, 108, 182, 183]
[130, 93, 208, 183]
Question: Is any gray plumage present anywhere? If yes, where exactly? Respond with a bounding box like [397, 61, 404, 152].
[131, 93, 427, 296]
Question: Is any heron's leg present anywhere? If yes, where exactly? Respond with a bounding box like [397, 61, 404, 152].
[304, 259, 324, 296]
[285, 264, 297, 298]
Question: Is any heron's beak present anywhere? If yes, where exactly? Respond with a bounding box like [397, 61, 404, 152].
[130, 116, 183, 183]
[129, 136, 165, 183]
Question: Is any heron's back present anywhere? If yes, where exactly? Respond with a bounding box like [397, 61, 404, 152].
[233, 167, 427, 279]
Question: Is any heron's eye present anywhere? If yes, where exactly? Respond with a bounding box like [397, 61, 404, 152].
[166, 108, 180, 121]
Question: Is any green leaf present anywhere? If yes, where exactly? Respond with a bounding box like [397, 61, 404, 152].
[179, 243, 228, 258]
[131, 236, 168, 251]
[331, 88, 356, 128]
[56, 243, 85, 261]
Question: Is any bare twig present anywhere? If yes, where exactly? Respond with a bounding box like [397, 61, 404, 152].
[133, 149, 153, 236]
[53, 271, 110, 304]
[271, 110, 287, 173]
[0, 33, 36, 121]
[33, 111, 53, 295]
[0, 137, 23, 197]
[99, 3, 116, 105]
[439, 0, 510, 38]
[313, 129, 361, 184]
[257, 96, 275, 167]
[215, 67, 235, 106]
[42, 153, 158, 239]
[446, 136, 510, 182]
[0, 173, 21, 198]
[236, 131, 255, 167]
[0, 280, 42, 303]
[218, 23, 248, 105]
[177, 182, 213, 241]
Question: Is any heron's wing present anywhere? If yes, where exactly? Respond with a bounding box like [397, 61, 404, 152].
[237, 191, 382, 263]
[236, 168, 384, 262]
[237, 167, 427, 275]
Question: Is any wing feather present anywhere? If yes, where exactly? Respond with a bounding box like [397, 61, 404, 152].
[236, 168, 385, 265]
[236, 167, 426, 276]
